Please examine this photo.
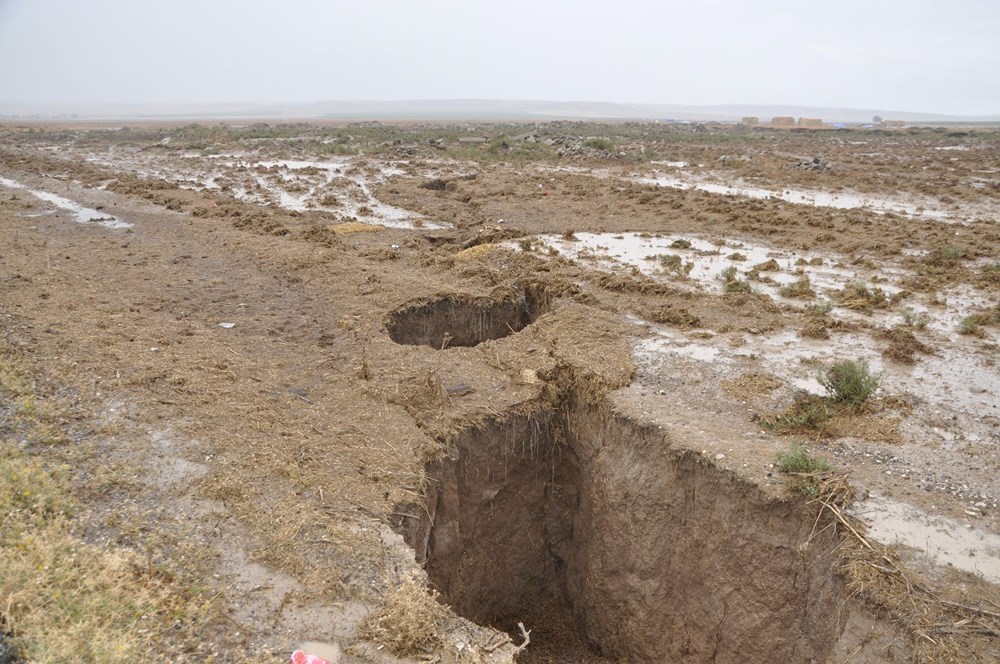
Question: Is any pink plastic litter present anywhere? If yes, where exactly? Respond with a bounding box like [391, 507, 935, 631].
[290, 650, 330, 664]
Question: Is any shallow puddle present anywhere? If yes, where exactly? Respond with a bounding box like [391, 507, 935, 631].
[855, 494, 1000, 583]
[0, 175, 131, 229]
[221, 158, 444, 229]
[531, 231, 876, 298]
[634, 172, 966, 222]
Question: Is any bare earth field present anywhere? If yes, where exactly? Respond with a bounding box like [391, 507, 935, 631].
[1, 121, 999, 663]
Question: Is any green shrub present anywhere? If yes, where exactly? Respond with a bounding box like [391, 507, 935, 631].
[818, 359, 882, 410]
[776, 444, 832, 474]
[583, 137, 615, 151]
[958, 317, 983, 336]
[776, 444, 832, 495]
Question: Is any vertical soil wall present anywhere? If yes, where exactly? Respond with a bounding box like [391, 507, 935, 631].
[398, 394, 849, 663]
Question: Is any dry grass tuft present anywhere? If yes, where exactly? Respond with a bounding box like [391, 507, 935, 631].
[835, 282, 888, 312]
[332, 221, 382, 234]
[454, 243, 508, 262]
[357, 574, 448, 657]
[721, 371, 783, 400]
[0, 353, 212, 662]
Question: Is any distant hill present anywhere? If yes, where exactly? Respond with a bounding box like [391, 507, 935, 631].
[1, 99, 998, 124]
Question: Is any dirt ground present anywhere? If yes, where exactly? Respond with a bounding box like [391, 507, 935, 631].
[1, 121, 999, 663]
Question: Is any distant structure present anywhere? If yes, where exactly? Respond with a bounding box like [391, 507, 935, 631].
[740, 116, 759, 126]
[882, 120, 906, 129]
[771, 116, 796, 128]
[797, 118, 824, 129]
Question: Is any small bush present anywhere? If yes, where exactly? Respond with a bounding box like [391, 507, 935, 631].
[583, 137, 615, 151]
[669, 238, 692, 249]
[819, 359, 881, 410]
[776, 444, 832, 496]
[958, 317, 984, 336]
[923, 245, 965, 266]
[776, 444, 832, 474]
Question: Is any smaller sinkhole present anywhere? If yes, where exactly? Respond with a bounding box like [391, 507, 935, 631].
[386, 286, 550, 349]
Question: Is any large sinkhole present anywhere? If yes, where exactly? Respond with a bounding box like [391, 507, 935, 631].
[395, 394, 849, 663]
[386, 286, 550, 349]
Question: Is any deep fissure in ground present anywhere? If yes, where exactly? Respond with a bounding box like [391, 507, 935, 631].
[397, 392, 849, 663]
[386, 286, 549, 349]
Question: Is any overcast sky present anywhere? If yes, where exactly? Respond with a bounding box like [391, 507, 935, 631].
[0, 0, 998, 116]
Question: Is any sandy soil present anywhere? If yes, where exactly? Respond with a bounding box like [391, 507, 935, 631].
[1, 121, 999, 662]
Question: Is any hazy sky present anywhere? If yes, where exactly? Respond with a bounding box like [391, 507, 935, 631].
[1, 0, 998, 115]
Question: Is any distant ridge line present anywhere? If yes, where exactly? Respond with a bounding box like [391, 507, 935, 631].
[1, 99, 998, 124]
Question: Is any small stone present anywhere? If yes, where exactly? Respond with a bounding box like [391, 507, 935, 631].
[714, 453, 726, 461]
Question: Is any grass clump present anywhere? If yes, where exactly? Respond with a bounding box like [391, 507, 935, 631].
[776, 443, 832, 474]
[923, 245, 965, 266]
[958, 317, 984, 337]
[357, 575, 448, 657]
[0, 452, 210, 662]
[877, 327, 934, 364]
[646, 304, 700, 328]
[898, 307, 930, 330]
[668, 238, 692, 249]
[819, 359, 882, 411]
[718, 266, 752, 293]
[762, 391, 831, 432]
[805, 301, 834, 314]
[834, 282, 887, 312]
[779, 275, 816, 299]
[775, 444, 833, 496]
[658, 254, 693, 276]
[958, 304, 1000, 336]
[1, 353, 212, 662]
[582, 137, 615, 151]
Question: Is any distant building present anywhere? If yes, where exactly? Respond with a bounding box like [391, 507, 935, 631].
[740, 116, 759, 126]
[771, 116, 796, 128]
[882, 120, 906, 128]
[797, 118, 824, 128]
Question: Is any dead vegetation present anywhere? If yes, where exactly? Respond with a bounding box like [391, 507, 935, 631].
[0, 350, 214, 662]
[356, 575, 448, 658]
[876, 326, 935, 364]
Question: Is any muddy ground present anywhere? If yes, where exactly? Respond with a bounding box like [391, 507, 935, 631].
[1, 121, 999, 663]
